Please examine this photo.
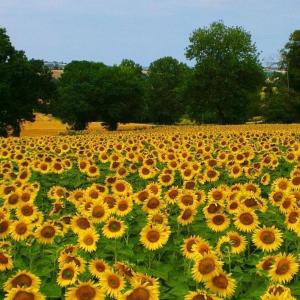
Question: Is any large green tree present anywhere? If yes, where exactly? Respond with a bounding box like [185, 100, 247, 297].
[185, 21, 265, 124]
[281, 30, 300, 93]
[52, 60, 146, 131]
[0, 28, 54, 136]
[147, 57, 189, 124]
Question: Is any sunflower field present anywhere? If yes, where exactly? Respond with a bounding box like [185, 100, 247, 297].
[0, 124, 300, 300]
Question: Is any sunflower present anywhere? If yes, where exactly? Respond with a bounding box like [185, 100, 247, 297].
[57, 263, 79, 287]
[78, 228, 99, 252]
[184, 289, 220, 300]
[115, 197, 133, 216]
[35, 222, 57, 244]
[205, 272, 236, 298]
[89, 201, 109, 224]
[102, 217, 126, 239]
[252, 226, 283, 252]
[0, 218, 10, 239]
[131, 272, 160, 290]
[147, 212, 168, 226]
[177, 207, 197, 225]
[217, 231, 247, 256]
[10, 220, 32, 241]
[181, 236, 203, 259]
[59, 254, 86, 274]
[139, 166, 156, 180]
[207, 213, 230, 232]
[89, 259, 110, 279]
[234, 209, 259, 232]
[140, 224, 170, 251]
[204, 168, 220, 182]
[192, 253, 223, 282]
[101, 271, 125, 298]
[269, 190, 285, 207]
[121, 283, 159, 300]
[268, 253, 299, 283]
[272, 178, 291, 192]
[86, 165, 100, 177]
[0, 251, 13, 271]
[256, 256, 276, 272]
[279, 195, 296, 214]
[4, 287, 45, 300]
[143, 196, 164, 214]
[72, 216, 92, 234]
[112, 180, 132, 195]
[291, 176, 300, 190]
[165, 187, 180, 204]
[208, 187, 227, 204]
[146, 183, 161, 197]
[261, 285, 295, 300]
[65, 281, 104, 300]
[114, 261, 135, 281]
[158, 173, 175, 187]
[285, 209, 300, 231]
[261, 173, 271, 185]
[16, 203, 38, 222]
[178, 190, 198, 209]
[229, 164, 243, 178]
[4, 270, 41, 291]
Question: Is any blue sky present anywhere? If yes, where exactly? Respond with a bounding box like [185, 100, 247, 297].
[0, 0, 299, 66]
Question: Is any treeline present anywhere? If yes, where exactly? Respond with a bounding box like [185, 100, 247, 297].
[1, 22, 300, 136]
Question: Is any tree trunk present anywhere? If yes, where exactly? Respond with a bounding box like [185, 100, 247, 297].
[102, 121, 118, 131]
[12, 122, 21, 137]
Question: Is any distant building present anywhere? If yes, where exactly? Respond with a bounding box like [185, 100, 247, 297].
[44, 61, 67, 70]
[263, 62, 286, 77]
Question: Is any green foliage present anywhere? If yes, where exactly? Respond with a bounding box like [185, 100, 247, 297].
[185, 21, 265, 124]
[0, 27, 55, 136]
[147, 57, 190, 124]
[281, 30, 300, 93]
[51, 60, 147, 130]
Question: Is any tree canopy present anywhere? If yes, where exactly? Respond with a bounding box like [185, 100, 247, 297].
[147, 57, 190, 124]
[0, 27, 54, 136]
[186, 21, 265, 124]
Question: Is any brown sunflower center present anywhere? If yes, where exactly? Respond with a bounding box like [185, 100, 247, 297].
[275, 259, 290, 275]
[192, 294, 213, 300]
[95, 262, 106, 272]
[0, 220, 9, 233]
[21, 205, 34, 216]
[107, 274, 121, 289]
[198, 257, 215, 274]
[212, 215, 225, 225]
[239, 213, 254, 225]
[76, 218, 90, 230]
[181, 195, 193, 206]
[11, 274, 33, 288]
[0, 252, 9, 264]
[8, 194, 19, 205]
[146, 230, 160, 243]
[186, 239, 197, 253]
[108, 221, 121, 232]
[41, 225, 55, 238]
[207, 203, 221, 214]
[62, 267, 75, 280]
[212, 191, 223, 201]
[182, 208, 193, 220]
[127, 287, 150, 300]
[92, 206, 104, 218]
[15, 223, 27, 235]
[83, 235, 94, 246]
[212, 274, 228, 289]
[147, 198, 160, 209]
[118, 201, 128, 211]
[262, 258, 275, 270]
[168, 189, 178, 199]
[260, 230, 276, 244]
[115, 183, 126, 192]
[229, 235, 241, 247]
[288, 212, 299, 224]
[75, 285, 96, 300]
[13, 291, 34, 300]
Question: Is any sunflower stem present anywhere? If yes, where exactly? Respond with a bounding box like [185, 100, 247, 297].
[114, 239, 118, 262]
[227, 248, 231, 273]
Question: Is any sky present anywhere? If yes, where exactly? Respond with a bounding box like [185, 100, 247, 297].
[0, 0, 299, 67]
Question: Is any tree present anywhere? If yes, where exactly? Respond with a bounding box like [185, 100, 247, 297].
[96, 61, 147, 130]
[50, 61, 106, 130]
[260, 75, 300, 123]
[52, 60, 147, 131]
[185, 21, 265, 124]
[281, 30, 300, 93]
[147, 57, 189, 124]
[0, 28, 54, 136]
